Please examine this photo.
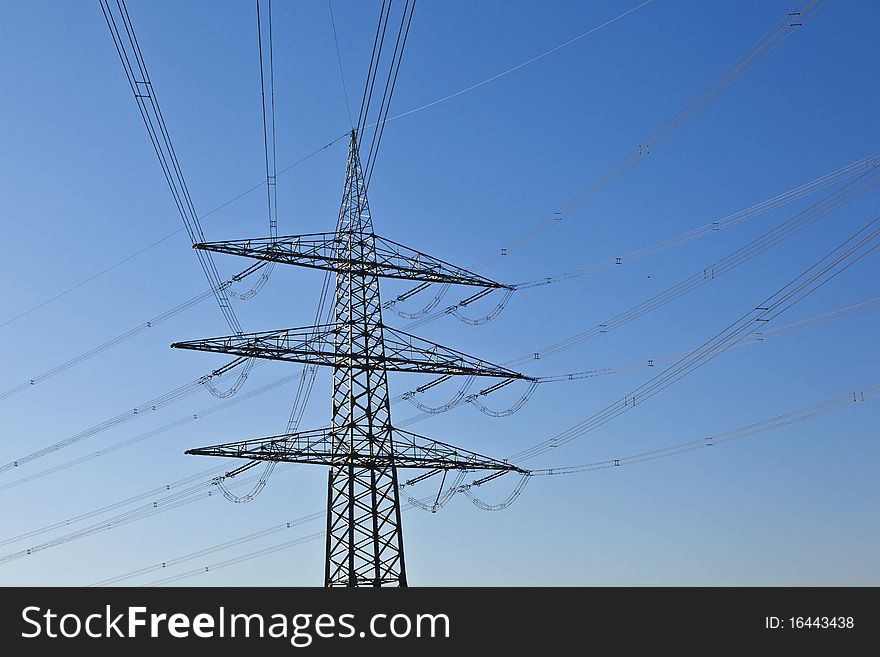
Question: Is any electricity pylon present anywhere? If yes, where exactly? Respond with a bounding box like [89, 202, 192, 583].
[173, 131, 529, 587]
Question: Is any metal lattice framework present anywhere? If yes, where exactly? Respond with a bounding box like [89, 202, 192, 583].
[185, 428, 517, 472]
[193, 233, 508, 288]
[174, 131, 526, 587]
[172, 324, 525, 378]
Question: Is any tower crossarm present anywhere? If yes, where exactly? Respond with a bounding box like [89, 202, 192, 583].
[193, 232, 509, 289]
[380, 326, 529, 378]
[173, 324, 339, 365]
[186, 426, 526, 473]
[172, 324, 530, 379]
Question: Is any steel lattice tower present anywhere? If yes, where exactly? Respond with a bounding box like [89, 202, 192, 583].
[325, 139, 403, 586]
[173, 131, 529, 586]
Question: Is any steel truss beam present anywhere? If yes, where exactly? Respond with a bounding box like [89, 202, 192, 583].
[194, 232, 508, 289]
[172, 324, 527, 379]
[187, 426, 526, 472]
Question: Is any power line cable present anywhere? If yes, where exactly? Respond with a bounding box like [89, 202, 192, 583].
[5, 150, 872, 407]
[398, 294, 880, 425]
[0, 263, 265, 404]
[389, 0, 829, 317]
[0, 0, 740, 331]
[4, 289, 873, 556]
[98, 380, 879, 585]
[327, 0, 354, 127]
[0, 288, 866, 496]
[530, 384, 880, 477]
[363, 0, 416, 188]
[0, 357, 252, 476]
[509, 210, 880, 463]
[0, 138, 342, 332]
[99, 0, 243, 333]
[228, 0, 280, 300]
[392, 152, 880, 324]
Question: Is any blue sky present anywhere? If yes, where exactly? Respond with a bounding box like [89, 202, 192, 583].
[0, 0, 877, 586]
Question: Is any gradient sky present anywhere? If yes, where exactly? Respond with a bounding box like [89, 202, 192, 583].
[0, 0, 877, 586]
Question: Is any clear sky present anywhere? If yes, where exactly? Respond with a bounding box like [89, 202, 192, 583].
[0, 0, 877, 586]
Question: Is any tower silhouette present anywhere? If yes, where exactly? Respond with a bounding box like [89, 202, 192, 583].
[173, 131, 528, 586]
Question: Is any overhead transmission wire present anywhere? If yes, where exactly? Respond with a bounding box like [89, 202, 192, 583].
[3, 150, 873, 408]
[0, 262, 266, 404]
[483, 0, 825, 264]
[0, 0, 698, 333]
[98, 0, 263, 401]
[505, 164, 880, 366]
[382, 0, 654, 124]
[229, 0, 280, 301]
[280, 0, 416, 443]
[0, 357, 253, 477]
[139, 495, 441, 587]
[0, 1, 427, 557]
[6, 156, 875, 483]
[6, 292, 876, 563]
[386, 0, 828, 321]
[8, 1, 860, 576]
[749, 293, 880, 339]
[396, 152, 880, 326]
[0, 464, 296, 565]
[513, 156, 879, 287]
[0, 366, 301, 494]
[0, 467, 297, 555]
[354, 0, 393, 146]
[507, 209, 880, 464]
[409, 377, 880, 511]
[0, 137, 343, 333]
[90, 0, 283, 503]
[143, 532, 327, 586]
[529, 383, 880, 477]
[90, 508, 326, 586]
[362, 0, 416, 189]
[0, 0, 836, 541]
[93, 381, 879, 586]
[397, 208, 880, 506]
[327, 0, 354, 127]
[0, 0, 414, 487]
[398, 163, 880, 412]
[397, 294, 880, 426]
[2, 290, 872, 497]
[5, 161, 875, 482]
[99, 0, 242, 334]
[211, 0, 284, 501]
[0, 464, 228, 548]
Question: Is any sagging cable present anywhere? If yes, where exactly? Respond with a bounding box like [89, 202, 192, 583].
[449, 287, 517, 325]
[466, 379, 539, 417]
[404, 375, 476, 413]
[462, 472, 531, 512]
[386, 282, 452, 319]
[201, 357, 256, 399]
[213, 460, 277, 504]
[228, 263, 276, 300]
[400, 470, 467, 513]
